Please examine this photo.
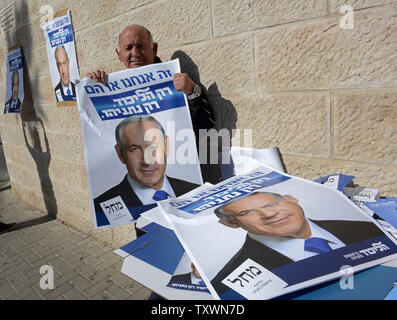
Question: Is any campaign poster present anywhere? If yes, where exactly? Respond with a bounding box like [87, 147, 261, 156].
[76, 59, 203, 229]
[43, 10, 79, 106]
[158, 165, 397, 300]
[4, 47, 23, 114]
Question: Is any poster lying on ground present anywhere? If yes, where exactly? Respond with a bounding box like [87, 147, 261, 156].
[4, 47, 23, 114]
[158, 165, 397, 300]
[76, 59, 203, 229]
[43, 10, 79, 106]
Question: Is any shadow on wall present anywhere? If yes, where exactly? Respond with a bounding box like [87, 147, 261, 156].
[4, 2, 58, 219]
[171, 51, 238, 183]
[171, 50, 238, 133]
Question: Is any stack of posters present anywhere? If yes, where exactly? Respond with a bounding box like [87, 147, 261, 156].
[121, 165, 397, 300]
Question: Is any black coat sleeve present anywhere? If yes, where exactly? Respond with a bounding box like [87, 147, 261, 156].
[188, 88, 216, 136]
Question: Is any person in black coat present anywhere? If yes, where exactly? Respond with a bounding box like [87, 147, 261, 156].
[86, 25, 221, 184]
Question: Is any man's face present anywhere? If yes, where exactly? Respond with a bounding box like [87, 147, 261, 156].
[11, 73, 19, 101]
[116, 120, 168, 190]
[55, 48, 70, 87]
[117, 26, 158, 69]
[220, 193, 309, 238]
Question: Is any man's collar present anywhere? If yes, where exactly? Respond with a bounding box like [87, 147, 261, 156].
[126, 174, 176, 205]
[61, 82, 72, 92]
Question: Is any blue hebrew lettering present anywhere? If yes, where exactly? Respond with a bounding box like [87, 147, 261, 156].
[84, 85, 96, 94]
[130, 76, 141, 86]
[144, 72, 156, 82]
[121, 78, 133, 88]
[138, 74, 147, 84]
[105, 81, 121, 92]
[93, 85, 105, 93]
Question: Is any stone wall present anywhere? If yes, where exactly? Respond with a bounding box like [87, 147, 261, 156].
[0, 0, 396, 248]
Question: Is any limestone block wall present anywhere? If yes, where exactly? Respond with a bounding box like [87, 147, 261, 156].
[0, 0, 396, 248]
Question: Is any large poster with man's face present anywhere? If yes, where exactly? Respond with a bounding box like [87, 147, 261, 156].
[157, 165, 397, 300]
[43, 10, 79, 106]
[4, 47, 24, 114]
[76, 59, 203, 229]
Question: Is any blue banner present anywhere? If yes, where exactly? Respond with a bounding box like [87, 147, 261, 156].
[48, 24, 74, 47]
[88, 81, 186, 121]
[177, 171, 291, 214]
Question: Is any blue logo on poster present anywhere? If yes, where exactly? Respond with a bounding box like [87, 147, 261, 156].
[48, 25, 74, 47]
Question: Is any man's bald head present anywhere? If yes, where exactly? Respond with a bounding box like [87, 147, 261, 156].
[116, 25, 158, 69]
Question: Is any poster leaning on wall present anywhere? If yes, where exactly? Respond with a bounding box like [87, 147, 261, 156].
[4, 46, 24, 114]
[76, 59, 203, 229]
[42, 9, 79, 107]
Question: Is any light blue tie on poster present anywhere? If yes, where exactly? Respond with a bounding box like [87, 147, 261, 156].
[304, 237, 332, 254]
[153, 190, 169, 201]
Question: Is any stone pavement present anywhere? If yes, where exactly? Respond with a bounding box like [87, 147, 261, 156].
[0, 182, 151, 300]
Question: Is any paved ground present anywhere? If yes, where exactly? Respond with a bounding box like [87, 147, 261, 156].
[0, 181, 151, 300]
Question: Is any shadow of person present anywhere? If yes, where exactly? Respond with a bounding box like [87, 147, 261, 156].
[22, 118, 57, 218]
[0, 1, 58, 229]
[171, 51, 238, 183]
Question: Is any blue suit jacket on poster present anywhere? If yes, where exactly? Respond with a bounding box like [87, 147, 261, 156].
[4, 97, 21, 113]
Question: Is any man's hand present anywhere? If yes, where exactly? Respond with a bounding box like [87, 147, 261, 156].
[173, 73, 195, 96]
[85, 70, 108, 83]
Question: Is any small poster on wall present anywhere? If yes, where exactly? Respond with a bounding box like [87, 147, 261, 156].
[42, 9, 79, 107]
[4, 46, 24, 114]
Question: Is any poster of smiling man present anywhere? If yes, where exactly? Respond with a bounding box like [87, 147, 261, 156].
[158, 165, 397, 300]
[4, 47, 24, 114]
[43, 10, 79, 106]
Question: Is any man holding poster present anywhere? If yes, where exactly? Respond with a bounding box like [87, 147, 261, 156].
[86, 25, 215, 137]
